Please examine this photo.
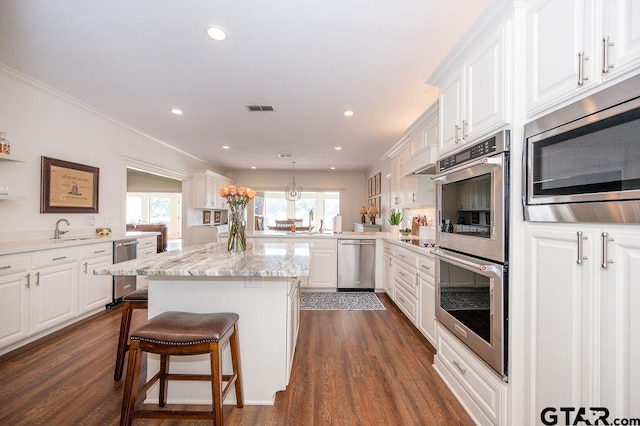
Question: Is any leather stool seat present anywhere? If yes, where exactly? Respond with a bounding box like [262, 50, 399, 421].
[120, 311, 243, 426]
[114, 289, 148, 381]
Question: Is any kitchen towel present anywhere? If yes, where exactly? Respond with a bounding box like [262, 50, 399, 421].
[333, 214, 342, 233]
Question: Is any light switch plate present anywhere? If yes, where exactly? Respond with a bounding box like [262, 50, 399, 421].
[87, 216, 96, 226]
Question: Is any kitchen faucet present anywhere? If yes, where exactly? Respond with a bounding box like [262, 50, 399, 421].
[54, 219, 70, 239]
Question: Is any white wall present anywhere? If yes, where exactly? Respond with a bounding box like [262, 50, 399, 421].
[227, 169, 367, 231]
[0, 66, 212, 243]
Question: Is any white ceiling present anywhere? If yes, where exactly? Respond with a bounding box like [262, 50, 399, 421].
[0, 0, 491, 172]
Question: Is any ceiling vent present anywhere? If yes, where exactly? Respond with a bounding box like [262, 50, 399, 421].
[278, 154, 292, 158]
[246, 105, 275, 112]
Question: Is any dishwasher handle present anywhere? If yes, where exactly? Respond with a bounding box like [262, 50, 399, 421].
[339, 241, 375, 246]
[115, 240, 138, 248]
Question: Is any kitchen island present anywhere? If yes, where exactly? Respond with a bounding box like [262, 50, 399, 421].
[95, 241, 311, 405]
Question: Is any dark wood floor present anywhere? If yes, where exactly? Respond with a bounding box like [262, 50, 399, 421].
[0, 293, 473, 425]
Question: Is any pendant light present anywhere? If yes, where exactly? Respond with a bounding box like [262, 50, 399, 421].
[285, 161, 302, 201]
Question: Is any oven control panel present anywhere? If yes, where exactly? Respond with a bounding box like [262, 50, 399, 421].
[437, 130, 509, 173]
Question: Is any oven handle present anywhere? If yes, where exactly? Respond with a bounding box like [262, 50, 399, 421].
[433, 155, 503, 180]
[432, 248, 502, 276]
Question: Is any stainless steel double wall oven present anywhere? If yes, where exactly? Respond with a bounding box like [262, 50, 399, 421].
[433, 130, 510, 378]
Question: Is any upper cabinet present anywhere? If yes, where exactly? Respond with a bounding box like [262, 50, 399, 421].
[525, 0, 640, 118]
[192, 170, 233, 209]
[434, 17, 511, 155]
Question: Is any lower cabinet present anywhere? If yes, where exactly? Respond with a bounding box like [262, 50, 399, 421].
[135, 235, 158, 290]
[0, 254, 30, 348]
[417, 255, 436, 346]
[30, 247, 79, 334]
[382, 247, 394, 296]
[286, 277, 300, 382]
[79, 243, 113, 313]
[0, 241, 114, 355]
[524, 224, 640, 422]
[434, 323, 508, 425]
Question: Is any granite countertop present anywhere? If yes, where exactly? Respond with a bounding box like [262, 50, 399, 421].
[0, 231, 160, 256]
[94, 241, 312, 278]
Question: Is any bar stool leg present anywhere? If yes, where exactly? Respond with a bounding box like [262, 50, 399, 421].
[120, 340, 142, 426]
[230, 323, 244, 407]
[158, 354, 169, 407]
[114, 301, 133, 381]
[210, 341, 224, 426]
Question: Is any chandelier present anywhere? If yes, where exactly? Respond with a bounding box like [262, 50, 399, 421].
[285, 161, 302, 201]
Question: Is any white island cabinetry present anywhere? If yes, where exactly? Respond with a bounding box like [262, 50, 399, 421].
[135, 234, 157, 289]
[524, 224, 640, 422]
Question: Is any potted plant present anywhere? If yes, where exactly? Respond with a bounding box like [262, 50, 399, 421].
[388, 209, 402, 238]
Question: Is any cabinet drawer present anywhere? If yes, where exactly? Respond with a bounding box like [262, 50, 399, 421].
[383, 243, 392, 255]
[394, 285, 417, 324]
[0, 254, 30, 276]
[307, 239, 337, 250]
[78, 243, 112, 259]
[394, 263, 418, 297]
[32, 248, 77, 268]
[393, 247, 418, 269]
[436, 325, 506, 424]
[137, 247, 157, 258]
[137, 237, 156, 249]
[418, 256, 435, 278]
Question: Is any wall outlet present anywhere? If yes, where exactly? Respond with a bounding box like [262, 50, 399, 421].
[87, 216, 96, 226]
[245, 277, 264, 288]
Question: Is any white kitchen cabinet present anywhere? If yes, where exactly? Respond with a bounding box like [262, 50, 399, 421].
[438, 21, 510, 154]
[30, 248, 79, 334]
[524, 224, 640, 422]
[401, 175, 436, 208]
[0, 254, 30, 347]
[135, 234, 158, 289]
[382, 243, 394, 297]
[392, 245, 419, 325]
[303, 238, 337, 289]
[417, 254, 436, 347]
[286, 278, 300, 382]
[525, 0, 640, 117]
[193, 171, 233, 209]
[78, 242, 112, 314]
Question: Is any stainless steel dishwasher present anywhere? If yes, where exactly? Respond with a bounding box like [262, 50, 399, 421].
[112, 238, 138, 303]
[337, 239, 375, 291]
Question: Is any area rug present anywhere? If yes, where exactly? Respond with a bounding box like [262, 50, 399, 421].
[300, 292, 386, 311]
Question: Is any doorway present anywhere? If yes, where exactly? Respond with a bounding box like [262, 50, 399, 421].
[126, 168, 183, 250]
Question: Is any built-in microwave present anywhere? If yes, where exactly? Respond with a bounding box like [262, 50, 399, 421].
[523, 74, 640, 223]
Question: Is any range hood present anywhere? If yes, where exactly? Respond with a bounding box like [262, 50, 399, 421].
[400, 145, 438, 176]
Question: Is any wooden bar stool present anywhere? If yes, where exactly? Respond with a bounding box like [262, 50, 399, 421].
[114, 288, 148, 381]
[120, 311, 243, 426]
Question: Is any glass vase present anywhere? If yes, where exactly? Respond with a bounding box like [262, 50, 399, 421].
[228, 208, 247, 252]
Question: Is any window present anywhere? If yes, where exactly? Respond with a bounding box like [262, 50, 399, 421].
[260, 191, 340, 230]
[149, 197, 170, 224]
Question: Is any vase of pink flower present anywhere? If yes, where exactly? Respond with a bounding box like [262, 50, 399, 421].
[219, 185, 256, 252]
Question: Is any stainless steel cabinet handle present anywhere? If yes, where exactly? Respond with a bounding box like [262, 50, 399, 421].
[35, 272, 40, 286]
[602, 36, 615, 73]
[52, 256, 67, 261]
[421, 264, 431, 271]
[577, 231, 588, 264]
[462, 120, 468, 139]
[0, 265, 11, 270]
[601, 232, 614, 269]
[94, 249, 106, 254]
[452, 360, 467, 375]
[454, 124, 461, 143]
[83, 262, 88, 274]
[398, 271, 405, 277]
[578, 51, 589, 86]
[25, 274, 30, 288]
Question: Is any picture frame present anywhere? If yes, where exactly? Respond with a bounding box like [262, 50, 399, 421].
[471, 212, 480, 224]
[374, 172, 381, 195]
[203, 210, 211, 224]
[213, 210, 221, 224]
[40, 156, 99, 213]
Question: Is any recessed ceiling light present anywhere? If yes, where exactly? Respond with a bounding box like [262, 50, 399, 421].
[343, 110, 354, 117]
[171, 108, 183, 115]
[334, 146, 342, 151]
[222, 145, 230, 150]
[330, 167, 336, 170]
[206, 25, 227, 41]
[251, 166, 256, 169]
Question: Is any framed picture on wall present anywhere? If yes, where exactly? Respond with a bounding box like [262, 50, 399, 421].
[374, 172, 381, 195]
[213, 210, 221, 224]
[40, 156, 99, 213]
[203, 210, 211, 224]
